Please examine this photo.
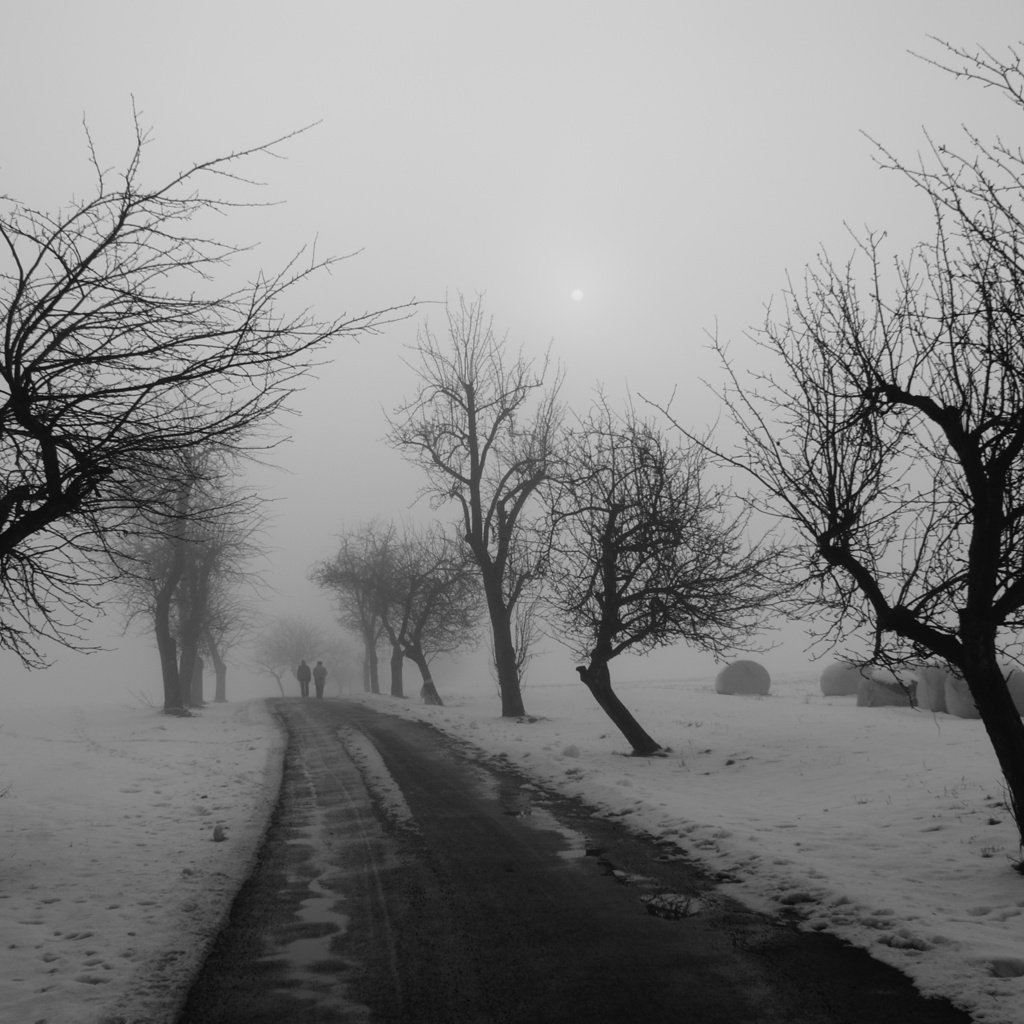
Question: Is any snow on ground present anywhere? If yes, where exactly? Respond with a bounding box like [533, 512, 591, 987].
[2, 670, 1024, 1024]
[0, 698, 284, 1024]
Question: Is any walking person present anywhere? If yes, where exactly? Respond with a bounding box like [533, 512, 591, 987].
[296, 659, 312, 698]
[313, 659, 328, 698]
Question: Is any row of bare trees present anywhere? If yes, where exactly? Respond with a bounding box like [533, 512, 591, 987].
[312, 522, 481, 704]
[0, 116, 408, 699]
[360, 41, 1024, 857]
[110, 447, 261, 711]
[251, 616, 355, 697]
[319, 298, 781, 755]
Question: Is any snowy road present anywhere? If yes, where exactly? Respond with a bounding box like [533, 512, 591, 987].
[176, 699, 973, 1023]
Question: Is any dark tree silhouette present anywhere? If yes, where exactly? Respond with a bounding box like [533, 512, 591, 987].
[388, 296, 561, 717]
[548, 397, 783, 754]
[682, 41, 1024, 853]
[0, 114, 407, 663]
[112, 447, 260, 712]
[312, 523, 393, 695]
[392, 526, 482, 705]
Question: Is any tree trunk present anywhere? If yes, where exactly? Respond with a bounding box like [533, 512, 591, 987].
[390, 643, 405, 698]
[154, 576, 184, 713]
[177, 549, 213, 708]
[156, 622, 181, 713]
[178, 642, 203, 707]
[213, 661, 227, 702]
[362, 629, 380, 694]
[576, 660, 662, 755]
[482, 572, 525, 716]
[204, 626, 227, 702]
[407, 646, 444, 706]
[960, 635, 1024, 851]
[190, 656, 205, 706]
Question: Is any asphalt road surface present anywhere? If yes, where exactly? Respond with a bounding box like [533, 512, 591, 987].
[176, 698, 973, 1024]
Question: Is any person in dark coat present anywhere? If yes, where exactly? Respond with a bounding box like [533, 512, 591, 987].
[296, 659, 312, 698]
[313, 660, 327, 698]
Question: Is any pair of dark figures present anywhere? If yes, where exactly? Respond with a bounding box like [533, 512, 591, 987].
[296, 659, 327, 698]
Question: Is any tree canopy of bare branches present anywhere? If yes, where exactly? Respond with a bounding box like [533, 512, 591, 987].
[312, 521, 481, 705]
[691, 41, 1024, 853]
[311, 522, 393, 694]
[387, 296, 561, 716]
[548, 397, 784, 754]
[385, 525, 481, 705]
[0, 116, 408, 663]
[112, 445, 262, 711]
[251, 616, 340, 697]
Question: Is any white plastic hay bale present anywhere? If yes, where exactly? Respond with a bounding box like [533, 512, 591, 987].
[907, 664, 950, 714]
[945, 673, 981, 719]
[819, 661, 869, 697]
[856, 668, 914, 708]
[715, 660, 770, 696]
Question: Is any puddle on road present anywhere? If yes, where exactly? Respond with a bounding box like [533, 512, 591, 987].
[275, 873, 350, 965]
[479, 771, 590, 861]
[477, 767, 686, 907]
[254, 804, 372, 1021]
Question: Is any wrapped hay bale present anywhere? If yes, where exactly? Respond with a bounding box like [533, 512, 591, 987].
[908, 664, 950, 714]
[819, 661, 869, 696]
[945, 673, 981, 719]
[715, 660, 770, 695]
[856, 668, 914, 708]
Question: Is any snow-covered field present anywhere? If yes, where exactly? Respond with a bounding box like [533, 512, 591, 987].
[0, 698, 284, 1024]
[3, 670, 1024, 1024]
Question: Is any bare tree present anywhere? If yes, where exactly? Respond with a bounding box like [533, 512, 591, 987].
[686, 41, 1024, 853]
[311, 523, 393, 694]
[202, 577, 247, 703]
[388, 296, 561, 717]
[396, 526, 482, 705]
[548, 397, 783, 755]
[0, 114, 407, 664]
[112, 447, 260, 711]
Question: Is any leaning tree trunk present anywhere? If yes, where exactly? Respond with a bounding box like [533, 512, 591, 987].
[389, 642, 405, 698]
[960, 634, 1024, 852]
[407, 646, 444, 706]
[576, 659, 662, 755]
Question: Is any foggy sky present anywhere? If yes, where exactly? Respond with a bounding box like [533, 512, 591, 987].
[2, 2, 1022, 702]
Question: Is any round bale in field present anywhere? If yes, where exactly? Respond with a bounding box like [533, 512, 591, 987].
[856, 667, 915, 708]
[944, 673, 981, 719]
[819, 661, 869, 697]
[715, 660, 770, 696]
[907, 664, 950, 714]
